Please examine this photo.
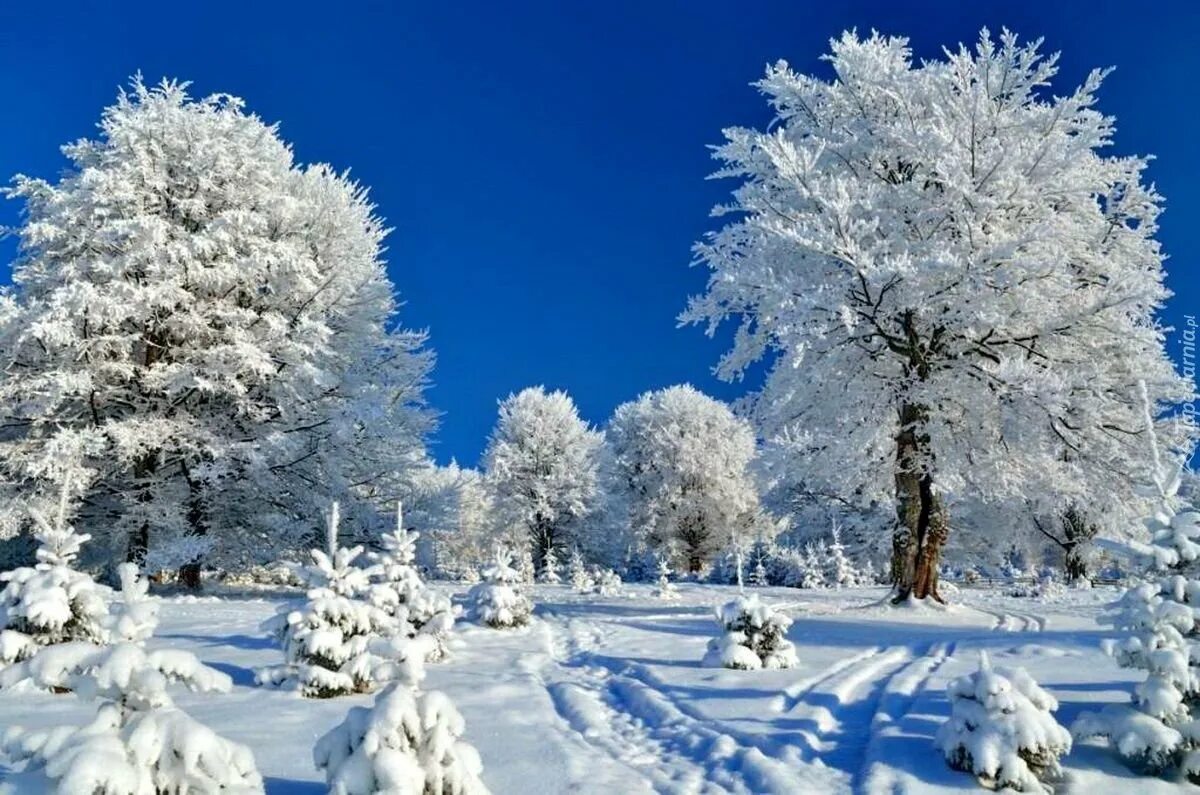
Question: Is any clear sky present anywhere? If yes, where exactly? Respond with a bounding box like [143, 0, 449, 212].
[1, 1, 1196, 466]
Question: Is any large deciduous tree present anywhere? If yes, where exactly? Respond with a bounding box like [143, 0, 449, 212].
[608, 385, 765, 573]
[0, 78, 433, 582]
[683, 30, 1193, 601]
[482, 387, 603, 572]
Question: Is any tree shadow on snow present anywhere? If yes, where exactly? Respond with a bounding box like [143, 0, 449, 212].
[204, 660, 258, 688]
[263, 777, 325, 794]
[158, 631, 276, 651]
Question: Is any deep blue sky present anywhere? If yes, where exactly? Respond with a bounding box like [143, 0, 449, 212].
[1, 2, 1197, 466]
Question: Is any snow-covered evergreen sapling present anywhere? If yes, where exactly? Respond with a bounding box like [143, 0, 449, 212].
[800, 545, 826, 590]
[824, 526, 857, 588]
[568, 547, 593, 593]
[1073, 444, 1200, 780]
[466, 549, 532, 629]
[538, 547, 562, 585]
[936, 652, 1071, 793]
[652, 556, 679, 600]
[702, 594, 797, 670]
[313, 641, 488, 795]
[258, 503, 398, 697]
[593, 567, 622, 597]
[366, 502, 456, 663]
[0, 479, 109, 668]
[0, 563, 264, 794]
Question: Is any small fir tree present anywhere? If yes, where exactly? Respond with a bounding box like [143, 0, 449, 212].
[937, 653, 1071, 793]
[702, 594, 797, 670]
[466, 548, 532, 629]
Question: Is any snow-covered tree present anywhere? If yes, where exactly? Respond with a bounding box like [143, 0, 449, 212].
[567, 547, 593, 593]
[653, 556, 679, 600]
[366, 503, 456, 663]
[258, 504, 398, 697]
[483, 387, 604, 572]
[0, 478, 109, 667]
[592, 568, 622, 597]
[800, 545, 826, 590]
[0, 77, 433, 579]
[466, 549, 531, 629]
[682, 29, 1195, 602]
[538, 547, 562, 585]
[824, 526, 858, 588]
[1075, 473, 1200, 778]
[703, 594, 797, 670]
[421, 464, 494, 581]
[937, 652, 1071, 792]
[608, 385, 765, 573]
[313, 636, 487, 795]
[0, 563, 264, 793]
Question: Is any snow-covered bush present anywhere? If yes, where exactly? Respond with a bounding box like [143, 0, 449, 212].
[702, 594, 797, 670]
[568, 547, 593, 593]
[466, 549, 531, 629]
[936, 653, 1071, 792]
[258, 504, 399, 698]
[313, 641, 488, 795]
[652, 557, 679, 600]
[0, 481, 109, 668]
[592, 568, 622, 597]
[0, 563, 264, 793]
[366, 504, 456, 663]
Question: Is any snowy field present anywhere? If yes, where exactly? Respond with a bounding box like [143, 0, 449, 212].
[0, 582, 1183, 794]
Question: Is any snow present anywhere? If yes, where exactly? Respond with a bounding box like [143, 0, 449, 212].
[1, 580, 1187, 793]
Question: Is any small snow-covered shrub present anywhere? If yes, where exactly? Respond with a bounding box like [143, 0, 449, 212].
[652, 557, 679, 600]
[257, 503, 399, 698]
[936, 653, 1070, 793]
[0, 482, 109, 667]
[800, 545, 826, 589]
[314, 683, 488, 795]
[466, 549, 531, 629]
[0, 563, 264, 794]
[567, 547, 593, 593]
[592, 568, 622, 596]
[824, 526, 857, 587]
[702, 594, 797, 670]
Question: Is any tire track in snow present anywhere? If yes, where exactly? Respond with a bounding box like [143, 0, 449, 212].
[772, 646, 886, 714]
[856, 641, 958, 794]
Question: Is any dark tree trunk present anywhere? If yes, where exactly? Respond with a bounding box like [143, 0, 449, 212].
[177, 471, 208, 591]
[126, 453, 157, 566]
[891, 403, 947, 603]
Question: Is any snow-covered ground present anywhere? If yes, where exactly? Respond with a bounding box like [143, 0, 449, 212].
[0, 582, 1187, 794]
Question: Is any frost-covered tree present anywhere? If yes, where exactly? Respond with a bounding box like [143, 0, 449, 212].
[0, 478, 109, 667]
[466, 549, 531, 629]
[937, 653, 1071, 792]
[653, 556, 679, 600]
[801, 544, 826, 590]
[366, 503, 456, 663]
[608, 385, 764, 572]
[421, 464, 494, 581]
[258, 504, 398, 697]
[0, 563, 264, 793]
[0, 78, 433, 579]
[567, 547, 593, 593]
[824, 526, 857, 588]
[483, 388, 604, 572]
[683, 29, 1194, 602]
[1073, 474, 1200, 779]
[592, 568, 622, 597]
[538, 547, 562, 585]
[702, 594, 797, 670]
[313, 634, 487, 795]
